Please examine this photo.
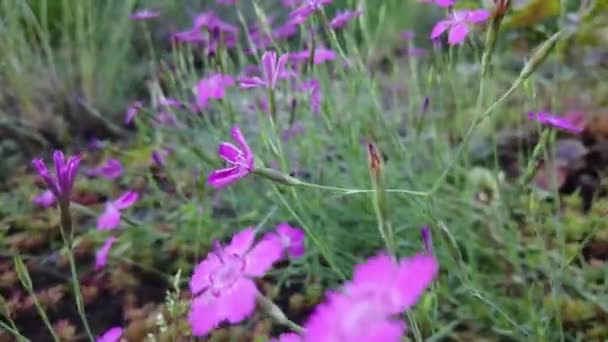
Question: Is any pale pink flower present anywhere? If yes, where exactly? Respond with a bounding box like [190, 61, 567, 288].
[330, 9, 363, 29]
[188, 228, 283, 336]
[207, 126, 254, 189]
[430, 9, 490, 45]
[417, 0, 454, 7]
[275, 223, 305, 258]
[97, 191, 139, 230]
[33, 190, 56, 208]
[527, 111, 583, 134]
[238, 51, 289, 90]
[95, 236, 117, 270]
[304, 254, 439, 342]
[96, 327, 122, 342]
[196, 74, 235, 109]
[86, 159, 123, 180]
[129, 9, 160, 20]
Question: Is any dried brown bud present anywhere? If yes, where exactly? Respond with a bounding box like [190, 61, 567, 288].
[367, 143, 382, 183]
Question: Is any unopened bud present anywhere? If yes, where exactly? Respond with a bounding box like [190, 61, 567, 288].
[493, 0, 511, 21]
[254, 167, 304, 186]
[519, 31, 562, 80]
[367, 143, 383, 184]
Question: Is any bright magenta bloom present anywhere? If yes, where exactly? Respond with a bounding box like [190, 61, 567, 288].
[418, 0, 454, 7]
[189, 228, 283, 336]
[330, 9, 362, 29]
[289, 48, 336, 65]
[33, 190, 56, 208]
[239, 51, 289, 90]
[304, 254, 439, 342]
[431, 9, 490, 45]
[32, 151, 82, 204]
[275, 223, 305, 258]
[270, 333, 302, 342]
[95, 236, 117, 270]
[196, 74, 235, 109]
[96, 327, 122, 342]
[86, 159, 123, 180]
[97, 191, 139, 230]
[527, 111, 583, 134]
[207, 126, 255, 189]
[129, 9, 160, 20]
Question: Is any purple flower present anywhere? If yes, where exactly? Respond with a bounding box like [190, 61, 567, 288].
[86, 159, 123, 180]
[431, 9, 490, 45]
[33, 190, 56, 208]
[32, 151, 82, 204]
[96, 327, 122, 342]
[172, 12, 238, 49]
[129, 9, 160, 20]
[239, 51, 289, 90]
[417, 0, 454, 7]
[420, 225, 433, 254]
[159, 96, 182, 108]
[196, 74, 235, 109]
[527, 112, 583, 134]
[289, 48, 336, 65]
[282, 0, 303, 7]
[401, 30, 416, 41]
[188, 228, 283, 336]
[300, 79, 322, 113]
[125, 101, 143, 124]
[207, 126, 254, 189]
[304, 254, 439, 342]
[151, 149, 169, 167]
[281, 122, 306, 141]
[275, 223, 305, 258]
[289, 0, 332, 23]
[97, 191, 139, 230]
[95, 236, 117, 270]
[270, 333, 302, 342]
[330, 9, 363, 29]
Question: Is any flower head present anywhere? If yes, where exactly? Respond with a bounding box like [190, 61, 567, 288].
[125, 101, 143, 124]
[196, 74, 235, 109]
[189, 228, 283, 336]
[96, 327, 122, 342]
[207, 126, 255, 189]
[289, 48, 336, 65]
[151, 149, 169, 167]
[33, 190, 56, 208]
[527, 111, 583, 134]
[95, 236, 117, 270]
[300, 79, 322, 113]
[239, 51, 289, 90]
[431, 9, 490, 45]
[275, 223, 305, 258]
[330, 9, 363, 29]
[129, 9, 160, 20]
[289, 0, 332, 23]
[97, 191, 139, 230]
[86, 159, 123, 180]
[304, 254, 439, 342]
[32, 151, 82, 204]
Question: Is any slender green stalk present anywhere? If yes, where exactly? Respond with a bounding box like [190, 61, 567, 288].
[257, 294, 304, 333]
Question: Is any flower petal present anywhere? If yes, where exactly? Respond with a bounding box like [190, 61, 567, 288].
[207, 166, 247, 188]
[95, 236, 117, 270]
[218, 278, 258, 323]
[112, 191, 138, 210]
[261, 51, 277, 85]
[244, 234, 283, 276]
[466, 9, 490, 23]
[238, 76, 266, 88]
[190, 253, 221, 294]
[97, 204, 121, 230]
[396, 254, 439, 308]
[96, 326, 122, 342]
[218, 143, 241, 163]
[231, 126, 253, 164]
[430, 20, 451, 40]
[272, 53, 289, 87]
[189, 293, 223, 337]
[447, 22, 469, 45]
[226, 228, 256, 256]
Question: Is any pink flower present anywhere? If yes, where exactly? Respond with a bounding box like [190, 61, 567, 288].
[275, 223, 305, 258]
[417, 0, 454, 7]
[430, 9, 490, 45]
[96, 327, 122, 342]
[129, 9, 160, 20]
[188, 228, 283, 336]
[270, 333, 302, 342]
[158, 96, 182, 108]
[330, 9, 363, 29]
[300, 79, 322, 113]
[207, 126, 255, 189]
[304, 254, 439, 342]
[125, 101, 143, 124]
[289, 0, 332, 23]
[97, 191, 139, 230]
[289, 48, 336, 65]
[196, 74, 235, 109]
[172, 12, 238, 49]
[32, 151, 82, 204]
[527, 111, 583, 134]
[95, 236, 117, 270]
[151, 149, 169, 167]
[239, 51, 289, 90]
[86, 159, 123, 180]
[33, 190, 56, 208]
[281, 122, 306, 141]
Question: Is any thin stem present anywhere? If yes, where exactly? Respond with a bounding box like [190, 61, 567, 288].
[257, 294, 305, 334]
[299, 181, 429, 197]
[406, 310, 424, 342]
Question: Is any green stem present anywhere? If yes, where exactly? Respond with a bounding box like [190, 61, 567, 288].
[256, 294, 305, 334]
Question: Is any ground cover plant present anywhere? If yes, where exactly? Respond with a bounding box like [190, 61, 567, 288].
[1, 0, 608, 341]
